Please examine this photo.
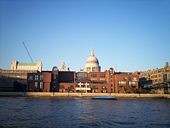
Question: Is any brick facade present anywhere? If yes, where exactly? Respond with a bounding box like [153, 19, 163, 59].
[27, 69, 139, 93]
[27, 71, 51, 92]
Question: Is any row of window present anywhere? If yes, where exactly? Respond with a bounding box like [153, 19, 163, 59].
[149, 70, 162, 74]
[91, 78, 105, 81]
[34, 82, 43, 89]
[150, 74, 163, 79]
[28, 75, 43, 81]
[90, 74, 105, 78]
[76, 83, 90, 88]
[118, 81, 137, 85]
[153, 79, 163, 83]
[168, 74, 170, 79]
[141, 69, 166, 77]
[86, 67, 100, 72]
[18, 66, 36, 70]
[76, 85, 90, 88]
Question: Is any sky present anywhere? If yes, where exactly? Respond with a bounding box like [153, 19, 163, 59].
[0, 0, 170, 72]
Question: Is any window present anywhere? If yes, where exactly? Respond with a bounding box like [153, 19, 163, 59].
[40, 82, 43, 89]
[35, 75, 39, 80]
[53, 75, 56, 79]
[91, 74, 97, 78]
[92, 67, 96, 72]
[91, 78, 97, 81]
[168, 74, 170, 79]
[35, 82, 38, 88]
[77, 82, 82, 87]
[100, 78, 105, 81]
[100, 74, 105, 78]
[133, 77, 137, 81]
[129, 81, 136, 85]
[40, 75, 43, 80]
[118, 81, 126, 85]
[159, 74, 162, 77]
[87, 67, 91, 72]
[28, 76, 33, 80]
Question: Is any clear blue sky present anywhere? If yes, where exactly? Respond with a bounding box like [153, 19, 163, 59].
[0, 0, 170, 72]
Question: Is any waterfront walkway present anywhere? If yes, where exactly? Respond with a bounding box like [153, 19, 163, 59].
[0, 92, 170, 99]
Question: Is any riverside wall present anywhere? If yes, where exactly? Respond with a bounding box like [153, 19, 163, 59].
[0, 92, 170, 99]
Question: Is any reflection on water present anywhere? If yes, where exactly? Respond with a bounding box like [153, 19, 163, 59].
[0, 97, 170, 128]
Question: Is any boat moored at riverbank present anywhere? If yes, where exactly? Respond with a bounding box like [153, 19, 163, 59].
[91, 96, 117, 100]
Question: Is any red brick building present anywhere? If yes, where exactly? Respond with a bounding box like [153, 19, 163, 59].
[27, 67, 139, 93]
[27, 71, 51, 92]
[58, 71, 76, 93]
[87, 70, 139, 93]
[111, 73, 139, 93]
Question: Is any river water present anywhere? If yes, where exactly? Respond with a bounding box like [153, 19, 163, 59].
[0, 97, 170, 128]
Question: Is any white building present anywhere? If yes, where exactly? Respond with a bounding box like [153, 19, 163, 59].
[76, 82, 91, 93]
[11, 60, 42, 72]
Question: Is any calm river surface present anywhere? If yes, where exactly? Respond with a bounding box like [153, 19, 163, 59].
[0, 97, 170, 128]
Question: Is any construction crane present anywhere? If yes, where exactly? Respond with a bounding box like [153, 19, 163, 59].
[22, 42, 34, 63]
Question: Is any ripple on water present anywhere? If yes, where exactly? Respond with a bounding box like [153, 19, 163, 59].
[129, 116, 138, 120]
[111, 120, 137, 127]
[77, 122, 100, 128]
[0, 98, 170, 128]
[147, 123, 170, 128]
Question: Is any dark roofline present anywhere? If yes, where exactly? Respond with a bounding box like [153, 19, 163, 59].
[59, 71, 75, 73]
[42, 71, 52, 73]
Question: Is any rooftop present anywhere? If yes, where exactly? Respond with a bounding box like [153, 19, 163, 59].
[18, 63, 37, 66]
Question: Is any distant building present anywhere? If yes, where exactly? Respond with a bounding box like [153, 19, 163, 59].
[58, 71, 76, 93]
[84, 49, 101, 73]
[60, 62, 66, 71]
[76, 72, 91, 93]
[88, 70, 139, 93]
[27, 71, 51, 92]
[0, 60, 42, 91]
[27, 66, 61, 92]
[11, 60, 42, 72]
[139, 62, 170, 94]
[0, 69, 38, 92]
[27, 66, 76, 92]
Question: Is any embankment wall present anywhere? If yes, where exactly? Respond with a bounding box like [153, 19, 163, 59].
[0, 92, 170, 99]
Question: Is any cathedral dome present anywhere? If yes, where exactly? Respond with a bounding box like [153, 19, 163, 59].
[84, 49, 101, 72]
[86, 55, 99, 64]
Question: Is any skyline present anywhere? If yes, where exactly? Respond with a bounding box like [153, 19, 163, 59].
[0, 0, 170, 72]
